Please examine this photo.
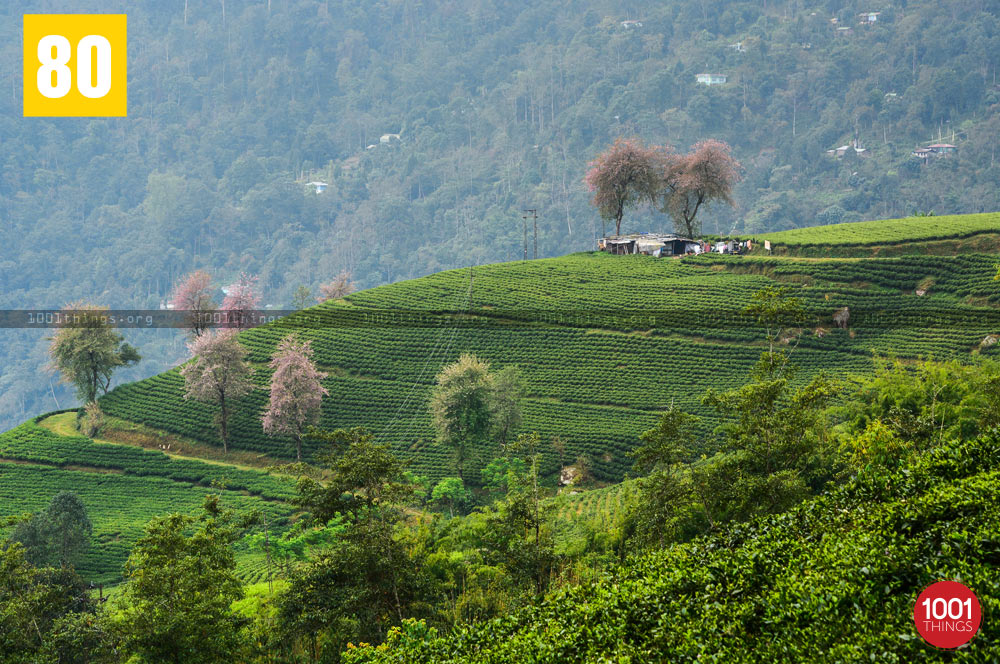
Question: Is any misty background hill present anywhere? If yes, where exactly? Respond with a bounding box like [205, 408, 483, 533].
[2, 0, 1000, 427]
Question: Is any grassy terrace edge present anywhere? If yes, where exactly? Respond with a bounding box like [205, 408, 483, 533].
[0, 411, 298, 585]
[748, 212, 1000, 248]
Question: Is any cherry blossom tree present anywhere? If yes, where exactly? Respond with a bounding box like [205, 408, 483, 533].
[661, 139, 742, 238]
[170, 270, 216, 337]
[262, 335, 329, 461]
[584, 137, 665, 237]
[221, 272, 261, 330]
[180, 330, 254, 453]
[317, 271, 355, 302]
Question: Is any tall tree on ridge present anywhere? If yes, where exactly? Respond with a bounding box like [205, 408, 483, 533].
[170, 270, 217, 338]
[48, 302, 141, 409]
[661, 140, 742, 238]
[584, 137, 665, 236]
[221, 272, 261, 330]
[317, 270, 355, 302]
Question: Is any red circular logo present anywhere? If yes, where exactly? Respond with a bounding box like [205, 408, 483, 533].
[913, 581, 981, 649]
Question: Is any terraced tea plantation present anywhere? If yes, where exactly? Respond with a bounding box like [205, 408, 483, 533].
[98, 243, 1000, 484]
[0, 416, 295, 585]
[548, 480, 638, 555]
[2, 417, 296, 500]
[754, 212, 1000, 249]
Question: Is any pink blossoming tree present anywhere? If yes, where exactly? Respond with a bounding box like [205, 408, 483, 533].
[170, 270, 216, 337]
[222, 272, 261, 330]
[317, 270, 355, 302]
[660, 139, 742, 238]
[584, 137, 666, 237]
[180, 330, 255, 453]
[262, 335, 329, 461]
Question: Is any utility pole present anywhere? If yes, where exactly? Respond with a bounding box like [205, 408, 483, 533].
[523, 209, 538, 259]
[468, 264, 474, 308]
[521, 215, 528, 260]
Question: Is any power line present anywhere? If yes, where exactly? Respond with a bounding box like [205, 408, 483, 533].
[374, 264, 474, 446]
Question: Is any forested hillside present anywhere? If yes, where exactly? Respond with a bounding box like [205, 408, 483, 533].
[3, 0, 1000, 426]
[345, 430, 1000, 663]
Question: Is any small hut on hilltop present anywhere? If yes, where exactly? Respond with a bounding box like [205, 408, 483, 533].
[598, 233, 702, 257]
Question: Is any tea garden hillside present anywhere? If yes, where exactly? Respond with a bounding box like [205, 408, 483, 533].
[4, 212, 1000, 581]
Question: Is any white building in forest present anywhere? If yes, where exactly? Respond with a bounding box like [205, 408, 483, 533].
[696, 73, 727, 86]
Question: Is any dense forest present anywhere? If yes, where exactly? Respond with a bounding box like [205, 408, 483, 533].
[3, 0, 1000, 426]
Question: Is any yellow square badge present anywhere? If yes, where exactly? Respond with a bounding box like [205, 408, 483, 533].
[23, 14, 127, 117]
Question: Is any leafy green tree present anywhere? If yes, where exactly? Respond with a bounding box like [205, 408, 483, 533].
[45, 492, 92, 569]
[279, 428, 429, 660]
[481, 457, 528, 496]
[703, 353, 838, 521]
[841, 418, 912, 473]
[431, 477, 468, 517]
[630, 405, 696, 474]
[431, 356, 527, 480]
[482, 496, 555, 597]
[430, 354, 494, 480]
[0, 543, 103, 663]
[246, 519, 345, 578]
[10, 492, 92, 569]
[294, 427, 415, 524]
[832, 357, 1000, 449]
[9, 515, 49, 567]
[114, 496, 246, 664]
[42, 610, 119, 664]
[626, 406, 702, 546]
[48, 303, 141, 407]
[291, 284, 313, 310]
[277, 517, 428, 662]
[626, 465, 700, 548]
[686, 287, 839, 524]
[482, 432, 555, 595]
